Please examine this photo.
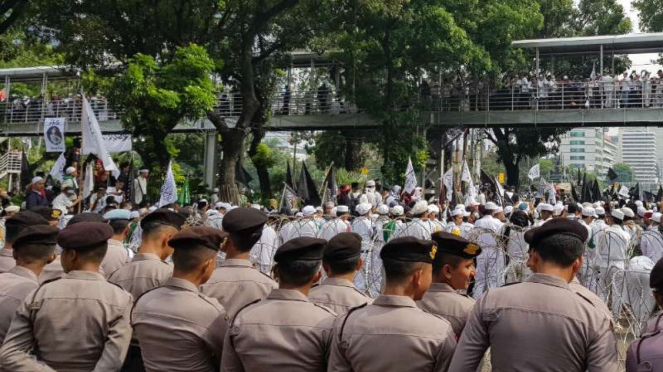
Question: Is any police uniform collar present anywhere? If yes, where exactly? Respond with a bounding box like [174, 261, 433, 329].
[63, 270, 106, 281]
[320, 277, 356, 289]
[0, 248, 12, 257]
[221, 258, 254, 268]
[267, 288, 310, 302]
[108, 238, 124, 247]
[165, 277, 199, 293]
[132, 253, 163, 262]
[373, 295, 418, 308]
[524, 273, 571, 290]
[426, 282, 456, 293]
[8, 265, 39, 282]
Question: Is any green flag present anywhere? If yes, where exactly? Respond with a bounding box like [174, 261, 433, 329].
[178, 175, 191, 205]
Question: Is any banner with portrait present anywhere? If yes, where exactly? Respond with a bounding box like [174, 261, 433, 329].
[44, 117, 66, 152]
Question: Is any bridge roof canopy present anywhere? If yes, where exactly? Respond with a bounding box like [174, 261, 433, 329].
[511, 32, 663, 56]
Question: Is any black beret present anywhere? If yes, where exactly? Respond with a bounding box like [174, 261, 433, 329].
[140, 209, 187, 230]
[524, 218, 588, 246]
[13, 225, 59, 249]
[380, 236, 437, 264]
[57, 222, 113, 250]
[324, 232, 362, 262]
[169, 226, 228, 251]
[431, 231, 481, 259]
[222, 208, 267, 233]
[68, 212, 108, 225]
[5, 211, 49, 227]
[32, 207, 63, 221]
[274, 237, 326, 263]
[651, 258, 663, 290]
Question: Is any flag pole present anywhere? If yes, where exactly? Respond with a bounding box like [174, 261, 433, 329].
[279, 183, 287, 213]
[318, 161, 334, 209]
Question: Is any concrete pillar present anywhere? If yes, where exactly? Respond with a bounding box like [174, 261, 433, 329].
[203, 131, 217, 189]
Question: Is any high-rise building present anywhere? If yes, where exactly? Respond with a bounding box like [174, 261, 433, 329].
[560, 128, 615, 177]
[619, 128, 658, 183]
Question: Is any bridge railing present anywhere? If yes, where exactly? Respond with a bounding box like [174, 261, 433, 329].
[428, 80, 662, 112]
[0, 90, 361, 125]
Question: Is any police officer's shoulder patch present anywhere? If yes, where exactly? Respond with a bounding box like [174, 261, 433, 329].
[312, 302, 338, 317]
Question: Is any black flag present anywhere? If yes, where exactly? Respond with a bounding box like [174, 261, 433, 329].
[20, 151, 32, 190]
[286, 162, 296, 190]
[577, 168, 582, 186]
[322, 166, 337, 206]
[581, 173, 589, 203]
[607, 168, 618, 181]
[297, 162, 321, 206]
[571, 185, 580, 202]
[592, 180, 601, 202]
[632, 182, 640, 201]
[657, 185, 663, 203]
[279, 183, 299, 215]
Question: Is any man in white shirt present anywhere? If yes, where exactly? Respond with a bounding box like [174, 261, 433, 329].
[318, 205, 352, 240]
[595, 209, 631, 313]
[621, 71, 632, 108]
[600, 72, 614, 108]
[534, 203, 554, 227]
[473, 202, 505, 298]
[392, 201, 432, 240]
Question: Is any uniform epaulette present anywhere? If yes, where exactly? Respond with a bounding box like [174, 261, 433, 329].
[231, 299, 262, 327]
[312, 302, 337, 317]
[501, 281, 521, 287]
[106, 280, 126, 292]
[574, 291, 597, 308]
[197, 293, 229, 319]
[130, 286, 162, 324]
[40, 277, 61, 286]
[338, 303, 368, 342]
[27, 277, 62, 321]
[351, 286, 371, 298]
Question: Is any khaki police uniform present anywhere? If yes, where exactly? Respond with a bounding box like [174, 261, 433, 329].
[132, 277, 228, 372]
[101, 238, 129, 278]
[0, 270, 133, 371]
[221, 288, 336, 372]
[108, 252, 173, 299]
[200, 258, 276, 320]
[448, 273, 619, 372]
[38, 255, 64, 283]
[309, 277, 372, 315]
[328, 295, 457, 372]
[0, 266, 39, 343]
[0, 248, 14, 273]
[417, 282, 475, 338]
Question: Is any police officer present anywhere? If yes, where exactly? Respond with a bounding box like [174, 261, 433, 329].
[625, 257, 663, 371]
[418, 231, 480, 338]
[101, 209, 132, 277]
[0, 222, 133, 371]
[448, 218, 619, 372]
[0, 225, 57, 343]
[309, 232, 372, 315]
[108, 208, 186, 371]
[0, 211, 49, 273]
[201, 207, 277, 320]
[221, 237, 336, 372]
[132, 226, 228, 372]
[328, 236, 457, 372]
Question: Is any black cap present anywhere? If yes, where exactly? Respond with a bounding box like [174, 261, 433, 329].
[324, 232, 362, 262]
[431, 231, 481, 259]
[57, 222, 113, 250]
[380, 237, 437, 264]
[140, 209, 187, 230]
[5, 211, 49, 227]
[13, 225, 59, 249]
[222, 208, 267, 233]
[274, 237, 326, 263]
[32, 207, 63, 221]
[169, 226, 228, 251]
[68, 212, 108, 225]
[524, 219, 588, 246]
[651, 258, 663, 290]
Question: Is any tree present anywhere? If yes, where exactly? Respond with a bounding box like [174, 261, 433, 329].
[634, 0, 663, 32]
[0, 0, 28, 35]
[90, 44, 216, 170]
[612, 162, 634, 182]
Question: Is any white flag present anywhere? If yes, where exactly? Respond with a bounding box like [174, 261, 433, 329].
[461, 161, 472, 184]
[49, 152, 67, 182]
[590, 63, 596, 80]
[461, 161, 477, 203]
[442, 168, 453, 201]
[82, 162, 95, 200]
[158, 161, 178, 207]
[528, 163, 540, 180]
[619, 185, 630, 198]
[540, 177, 556, 205]
[81, 95, 119, 177]
[404, 157, 417, 195]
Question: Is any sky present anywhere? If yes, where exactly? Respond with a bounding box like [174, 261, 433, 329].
[617, 0, 662, 71]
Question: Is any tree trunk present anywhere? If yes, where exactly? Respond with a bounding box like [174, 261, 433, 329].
[344, 133, 362, 171]
[504, 160, 520, 189]
[248, 128, 271, 200]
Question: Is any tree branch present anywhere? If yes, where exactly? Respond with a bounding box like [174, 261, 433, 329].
[252, 40, 284, 65]
[253, 0, 299, 30]
[207, 111, 229, 131]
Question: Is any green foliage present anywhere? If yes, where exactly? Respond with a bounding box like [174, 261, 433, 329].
[251, 143, 277, 169]
[335, 168, 365, 186]
[613, 162, 634, 182]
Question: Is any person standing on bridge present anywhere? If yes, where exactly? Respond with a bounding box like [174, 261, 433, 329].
[600, 70, 614, 108]
[621, 71, 632, 108]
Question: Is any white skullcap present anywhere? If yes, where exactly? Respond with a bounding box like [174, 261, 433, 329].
[493, 207, 504, 214]
[148, 206, 157, 212]
[637, 206, 647, 217]
[621, 207, 635, 218]
[129, 211, 140, 219]
[611, 209, 624, 220]
[451, 208, 464, 217]
[592, 202, 601, 209]
[595, 207, 605, 216]
[336, 205, 349, 213]
[213, 188, 219, 192]
[355, 202, 372, 216]
[251, 204, 262, 210]
[582, 207, 596, 217]
[582, 202, 591, 208]
[139, 169, 149, 173]
[390, 205, 404, 216]
[411, 200, 429, 215]
[539, 203, 553, 212]
[65, 167, 76, 175]
[377, 204, 389, 215]
[552, 204, 564, 216]
[427, 205, 440, 214]
[215, 202, 224, 209]
[315, 206, 323, 213]
[199, 199, 208, 204]
[31, 176, 43, 185]
[505, 206, 513, 215]
[302, 205, 316, 216]
[295, 212, 303, 217]
[331, 207, 337, 215]
[4, 205, 19, 213]
[635, 200, 644, 208]
[484, 202, 497, 210]
[653, 213, 663, 223]
[366, 180, 376, 187]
